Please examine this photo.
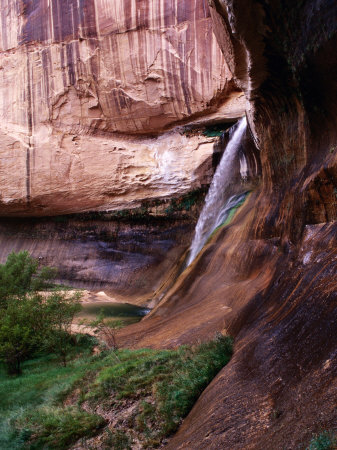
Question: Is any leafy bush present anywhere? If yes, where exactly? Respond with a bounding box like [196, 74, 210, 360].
[308, 431, 336, 450]
[42, 292, 82, 366]
[0, 252, 81, 374]
[0, 251, 55, 307]
[0, 294, 45, 375]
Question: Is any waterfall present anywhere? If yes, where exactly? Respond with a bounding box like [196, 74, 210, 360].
[187, 117, 247, 266]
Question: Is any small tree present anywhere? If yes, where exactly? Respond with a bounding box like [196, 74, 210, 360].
[44, 292, 82, 366]
[0, 251, 55, 309]
[88, 311, 123, 350]
[0, 252, 82, 374]
[0, 294, 45, 374]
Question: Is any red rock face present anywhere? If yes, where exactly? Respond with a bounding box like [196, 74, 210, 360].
[0, 0, 244, 216]
[116, 1, 337, 448]
[0, 0, 232, 135]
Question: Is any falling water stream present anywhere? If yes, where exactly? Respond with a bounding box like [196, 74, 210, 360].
[187, 117, 247, 266]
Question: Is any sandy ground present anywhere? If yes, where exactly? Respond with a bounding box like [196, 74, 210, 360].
[70, 323, 98, 336]
[68, 290, 120, 304]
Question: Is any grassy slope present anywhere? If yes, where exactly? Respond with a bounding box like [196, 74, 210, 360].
[0, 336, 233, 449]
[0, 339, 104, 449]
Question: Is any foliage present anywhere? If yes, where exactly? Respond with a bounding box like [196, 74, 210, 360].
[164, 188, 206, 215]
[0, 338, 102, 449]
[85, 310, 124, 350]
[22, 407, 105, 449]
[85, 334, 233, 446]
[43, 292, 82, 367]
[203, 123, 232, 137]
[308, 431, 336, 450]
[0, 255, 232, 446]
[157, 336, 233, 435]
[0, 251, 82, 374]
[0, 251, 55, 308]
[0, 335, 233, 449]
[0, 294, 45, 375]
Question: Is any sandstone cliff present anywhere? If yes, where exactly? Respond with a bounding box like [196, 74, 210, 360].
[0, 1, 336, 448]
[116, 1, 337, 448]
[0, 0, 244, 216]
[0, 191, 208, 303]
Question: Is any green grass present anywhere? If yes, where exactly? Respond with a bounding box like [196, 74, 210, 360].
[0, 335, 233, 449]
[19, 407, 104, 449]
[84, 335, 233, 446]
[0, 337, 104, 449]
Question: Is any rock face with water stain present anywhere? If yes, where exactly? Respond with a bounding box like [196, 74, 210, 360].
[117, 1, 337, 448]
[0, 0, 244, 216]
[0, 194, 204, 303]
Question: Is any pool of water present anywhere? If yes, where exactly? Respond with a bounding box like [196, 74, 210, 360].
[76, 301, 150, 325]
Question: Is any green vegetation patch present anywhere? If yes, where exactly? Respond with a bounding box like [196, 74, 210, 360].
[207, 192, 250, 244]
[0, 251, 233, 448]
[21, 407, 104, 450]
[48, 187, 208, 225]
[79, 335, 233, 447]
[0, 339, 104, 449]
[203, 123, 234, 137]
[1, 335, 233, 449]
[0, 251, 82, 375]
[308, 431, 336, 450]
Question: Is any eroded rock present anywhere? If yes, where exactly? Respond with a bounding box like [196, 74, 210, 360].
[116, 1, 337, 448]
[0, 0, 244, 216]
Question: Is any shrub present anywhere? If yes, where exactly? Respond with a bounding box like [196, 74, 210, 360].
[308, 431, 336, 450]
[86, 311, 123, 350]
[43, 292, 82, 366]
[0, 294, 45, 375]
[0, 252, 82, 374]
[0, 251, 55, 308]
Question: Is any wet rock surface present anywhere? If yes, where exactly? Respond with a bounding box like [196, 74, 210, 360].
[0, 197, 204, 303]
[116, 1, 337, 448]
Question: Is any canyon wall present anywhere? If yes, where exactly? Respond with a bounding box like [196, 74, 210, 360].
[0, 0, 244, 216]
[0, 198, 202, 303]
[117, 1, 337, 448]
[0, 1, 335, 447]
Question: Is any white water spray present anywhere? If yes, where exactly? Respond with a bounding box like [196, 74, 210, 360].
[187, 117, 247, 266]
